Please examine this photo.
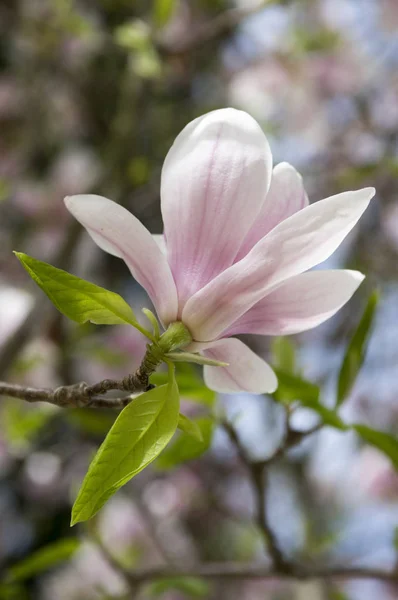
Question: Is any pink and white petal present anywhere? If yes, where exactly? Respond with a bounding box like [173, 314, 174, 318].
[182, 187, 375, 341]
[64, 195, 178, 325]
[152, 234, 167, 255]
[161, 108, 272, 309]
[237, 162, 308, 260]
[224, 269, 365, 337]
[201, 338, 277, 394]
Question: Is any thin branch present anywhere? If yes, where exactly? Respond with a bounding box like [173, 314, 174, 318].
[222, 421, 288, 570]
[0, 381, 137, 409]
[223, 414, 325, 572]
[133, 492, 180, 566]
[87, 522, 139, 598]
[0, 345, 161, 409]
[251, 464, 289, 570]
[120, 561, 398, 584]
[258, 420, 324, 468]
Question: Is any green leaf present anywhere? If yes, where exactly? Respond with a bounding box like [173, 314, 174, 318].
[66, 409, 116, 436]
[166, 352, 228, 367]
[0, 584, 28, 600]
[328, 591, 351, 600]
[149, 576, 209, 597]
[337, 291, 379, 407]
[6, 539, 80, 582]
[3, 402, 54, 448]
[157, 417, 214, 469]
[272, 369, 347, 430]
[114, 20, 150, 51]
[151, 372, 216, 407]
[353, 425, 398, 470]
[273, 369, 320, 404]
[271, 337, 296, 374]
[300, 397, 348, 431]
[178, 413, 203, 441]
[393, 526, 398, 551]
[153, 0, 177, 28]
[142, 308, 160, 339]
[132, 47, 162, 80]
[71, 370, 180, 525]
[15, 253, 140, 328]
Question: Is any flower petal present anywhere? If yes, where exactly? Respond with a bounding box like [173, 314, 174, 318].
[64, 195, 178, 325]
[225, 270, 365, 337]
[183, 187, 375, 341]
[237, 162, 308, 259]
[161, 108, 272, 309]
[201, 338, 277, 394]
[152, 234, 166, 255]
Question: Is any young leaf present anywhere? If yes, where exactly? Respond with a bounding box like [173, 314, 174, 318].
[6, 539, 80, 582]
[151, 372, 216, 407]
[393, 526, 398, 551]
[353, 425, 398, 470]
[157, 417, 214, 470]
[3, 402, 54, 448]
[166, 352, 228, 367]
[300, 398, 348, 431]
[153, 0, 176, 28]
[328, 591, 351, 600]
[142, 308, 160, 339]
[273, 369, 320, 404]
[336, 291, 379, 407]
[71, 372, 180, 525]
[178, 413, 203, 441]
[273, 369, 346, 430]
[14, 252, 141, 328]
[0, 584, 27, 600]
[271, 337, 296, 374]
[149, 576, 209, 597]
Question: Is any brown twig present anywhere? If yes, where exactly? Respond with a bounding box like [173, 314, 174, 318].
[222, 421, 288, 570]
[222, 410, 325, 572]
[0, 345, 161, 409]
[87, 521, 140, 598]
[118, 561, 398, 584]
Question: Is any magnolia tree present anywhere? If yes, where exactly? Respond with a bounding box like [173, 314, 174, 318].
[1, 108, 397, 596]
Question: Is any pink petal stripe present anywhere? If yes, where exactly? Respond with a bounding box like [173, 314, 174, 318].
[201, 338, 277, 394]
[64, 195, 178, 325]
[224, 269, 365, 337]
[237, 162, 308, 260]
[161, 108, 273, 312]
[182, 187, 375, 341]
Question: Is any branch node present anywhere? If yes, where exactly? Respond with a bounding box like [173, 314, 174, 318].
[53, 382, 89, 407]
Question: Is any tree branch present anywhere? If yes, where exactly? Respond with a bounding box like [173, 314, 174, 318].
[222, 412, 326, 571]
[120, 561, 398, 584]
[222, 421, 288, 570]
[251, 464, 289, 570]
[0, 345, 161, 409]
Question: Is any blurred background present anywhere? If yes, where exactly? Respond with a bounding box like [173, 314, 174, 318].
[0, 0, 398, 598]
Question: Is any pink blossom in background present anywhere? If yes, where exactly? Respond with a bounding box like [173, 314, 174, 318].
[65, 108, 374, 394]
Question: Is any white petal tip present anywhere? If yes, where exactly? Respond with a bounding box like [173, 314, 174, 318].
[362, 187, 376, 200]
[347, 270, 366, 284]
[264, 373, 278, 394]
[64, 195, 79, 212]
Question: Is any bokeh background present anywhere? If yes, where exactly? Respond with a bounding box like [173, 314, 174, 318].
[1, 0, 398, 598]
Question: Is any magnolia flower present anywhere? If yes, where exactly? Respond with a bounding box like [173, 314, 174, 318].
[65, 109, 375, 395]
